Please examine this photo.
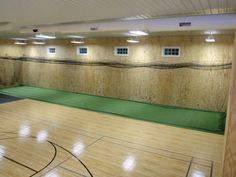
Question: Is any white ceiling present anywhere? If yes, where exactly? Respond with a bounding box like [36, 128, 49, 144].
[1, 0, 236, 26]
[0, 0, 235, 38]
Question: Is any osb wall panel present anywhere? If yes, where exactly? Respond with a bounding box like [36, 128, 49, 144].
[0, 41, 23, 85]
[0, 59, 22, 85]
[0, 35, 233, 111]
[222, 32, 236, 177]
[0, 40, 23, 57]
[20, 61, 231, 112]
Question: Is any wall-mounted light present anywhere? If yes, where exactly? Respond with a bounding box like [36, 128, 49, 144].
[14, 41, 27, 45]
[127, 39, 139, 43]
[71, 39, 85, 44]
[205, 32, 215, 43]
[68, 35, 85, 44]
[35, 34, 56, 39]
[68, 35, 85, 39]
[129, 30, 148, 36]
[32, 40, 46, 45]
[12, 38, 27, 45]
[127, 36, 139, 43]
[205, 36, 215, 43]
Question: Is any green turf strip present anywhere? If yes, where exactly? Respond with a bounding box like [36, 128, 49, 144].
[0, 86, 226, 134]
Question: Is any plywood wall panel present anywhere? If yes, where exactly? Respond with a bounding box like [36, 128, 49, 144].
[222, 32, 236, 177]
[19, 61, 231, 112]
[0, 59, 22, 85]
[21, 35, 233, 64]
[0, 40, 23, 57]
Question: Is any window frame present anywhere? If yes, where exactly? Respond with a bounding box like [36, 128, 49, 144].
[114, 47, 129, 57]
[77, 47, 88, 56]
[47, 47, 56, 55]
[162, 47, 180, 57]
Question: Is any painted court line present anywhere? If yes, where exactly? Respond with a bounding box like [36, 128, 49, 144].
[3, 155, 37, 173]
[185, 157, 193, 177]
[38, 156, 73, 177]
[42, 119, 215, 168]
[59, 166, 88, 177]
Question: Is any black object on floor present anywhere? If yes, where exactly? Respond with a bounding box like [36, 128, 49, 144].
[0, 93, 23, 104]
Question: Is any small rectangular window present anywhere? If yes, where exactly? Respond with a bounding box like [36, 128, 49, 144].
[77, 47, 88, 55]
[162, 47, 180, 57]
[114, 47, 129, 56]
[48, 47, 56, 54]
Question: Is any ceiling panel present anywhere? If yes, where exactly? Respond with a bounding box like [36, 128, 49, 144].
[0, 0, 235, 27]
[0, 0, 235, 38]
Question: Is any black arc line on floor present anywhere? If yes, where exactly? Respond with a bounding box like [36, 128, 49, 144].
[0, 133, 93, 177]
[30, 140, 57, 177]
[3, 155, 37, 173]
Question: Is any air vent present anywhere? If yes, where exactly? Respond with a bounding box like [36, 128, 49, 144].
[179, 22, 191, 27]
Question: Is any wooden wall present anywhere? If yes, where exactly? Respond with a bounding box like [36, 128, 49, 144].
[23, 36, 233, 64]
[0, 40, 23, 86]
[0, 35, 234, 112]
[222, 32, 236, 177]
[0, 59, 22, 86]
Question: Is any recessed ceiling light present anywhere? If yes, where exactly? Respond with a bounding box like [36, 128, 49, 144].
[35, 34, 56, 39]
[127, 39, 139, 43]
[129, 30, 148, 36]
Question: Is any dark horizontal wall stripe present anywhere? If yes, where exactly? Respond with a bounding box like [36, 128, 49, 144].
[0, 56, 232, 70]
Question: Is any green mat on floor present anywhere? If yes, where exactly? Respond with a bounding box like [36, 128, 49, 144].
[0, 86, 226, 134]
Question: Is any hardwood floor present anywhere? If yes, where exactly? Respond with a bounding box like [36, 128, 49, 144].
[0, 99, 224, 177]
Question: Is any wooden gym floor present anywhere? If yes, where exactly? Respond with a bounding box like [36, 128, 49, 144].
[0, 99, 224, 177]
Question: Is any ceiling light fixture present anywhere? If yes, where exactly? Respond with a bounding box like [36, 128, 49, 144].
[129, 30, 148, 36]
[35, 34, 56, 39]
